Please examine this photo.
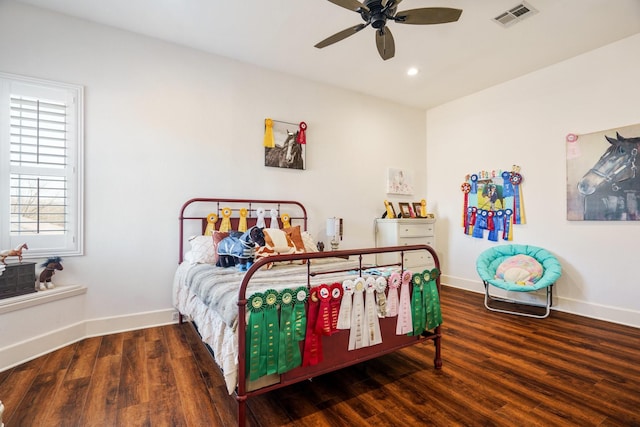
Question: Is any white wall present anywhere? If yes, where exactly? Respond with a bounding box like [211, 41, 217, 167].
[427, 33, 640, 327]
[0, 1, 427, 367]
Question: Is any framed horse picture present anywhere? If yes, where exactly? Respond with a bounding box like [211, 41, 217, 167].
[566, 123, 640, 221]
[264, 119, 306, 170]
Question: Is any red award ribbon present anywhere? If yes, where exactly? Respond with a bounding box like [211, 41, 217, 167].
[314, 284, 332, 336]
[297, 121, 307, 144]
[302, 288, 323, 366]
[329, 283, 343, 334]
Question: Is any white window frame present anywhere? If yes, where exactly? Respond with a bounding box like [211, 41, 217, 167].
[0, 72, 84, 258]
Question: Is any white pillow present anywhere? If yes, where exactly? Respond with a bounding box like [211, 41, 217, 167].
[301, 231, 318, 253]
[185, 235, 215, 264]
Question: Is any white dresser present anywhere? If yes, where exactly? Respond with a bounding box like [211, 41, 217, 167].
[374, 218, 436, 272]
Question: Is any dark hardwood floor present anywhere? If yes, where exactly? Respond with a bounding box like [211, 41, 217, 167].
[1, 286, 639, 426]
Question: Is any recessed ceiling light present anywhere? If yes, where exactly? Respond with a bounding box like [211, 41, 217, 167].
[407, 67, 419, 76]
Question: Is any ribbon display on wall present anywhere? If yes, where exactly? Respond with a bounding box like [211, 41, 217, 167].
[461, 165, 526, 241]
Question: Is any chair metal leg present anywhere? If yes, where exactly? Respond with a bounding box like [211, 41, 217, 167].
[484, 282, 553, 319]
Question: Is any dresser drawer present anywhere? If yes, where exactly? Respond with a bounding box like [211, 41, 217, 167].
[398, 222, 434, 238]
[398, 236, 435, 247]
[403, 251, 435, 270]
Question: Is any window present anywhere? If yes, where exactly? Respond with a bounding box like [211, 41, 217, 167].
[0, 72, 84, 258]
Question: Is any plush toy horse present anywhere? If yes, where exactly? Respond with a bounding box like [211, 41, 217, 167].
[38, 257, 63, 290]
[216, 226, 265, 271]
[0, 243, 28, 264]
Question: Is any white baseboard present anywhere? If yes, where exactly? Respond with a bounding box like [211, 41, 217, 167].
[0, 308, 178, 372]
[441, 274, 640, 328]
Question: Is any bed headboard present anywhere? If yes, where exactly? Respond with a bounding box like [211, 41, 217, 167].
[178, 197, 308, 263]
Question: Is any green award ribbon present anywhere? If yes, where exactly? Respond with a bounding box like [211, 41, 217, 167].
[293, 286, 309, 341]
[247, 293, 266, 381]
[409, 273, 426, 336]
[423, 268, 443, 330]
[263, 289, 280, 375]
[277, 288, 301, 373]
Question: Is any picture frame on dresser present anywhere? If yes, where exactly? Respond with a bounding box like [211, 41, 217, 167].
[398, 202, 412, 218]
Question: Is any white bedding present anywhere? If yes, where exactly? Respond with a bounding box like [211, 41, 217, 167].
[172, 258, 364, 394]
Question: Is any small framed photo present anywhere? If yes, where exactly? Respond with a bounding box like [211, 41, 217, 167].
[384, 200, 397, 218]
[413, 202, 423, 217]
[398, 202, 412, 218]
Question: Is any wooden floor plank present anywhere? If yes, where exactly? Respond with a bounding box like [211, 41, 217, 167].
[2, 286, 640, 426]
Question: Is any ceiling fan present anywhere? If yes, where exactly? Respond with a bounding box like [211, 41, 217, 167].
[315, 0, 463, 60]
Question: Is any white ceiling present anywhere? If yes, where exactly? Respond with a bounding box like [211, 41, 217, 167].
[15, 0, 640, 109]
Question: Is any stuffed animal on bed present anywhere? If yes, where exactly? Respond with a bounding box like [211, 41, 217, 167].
[216, 226, 266, 271]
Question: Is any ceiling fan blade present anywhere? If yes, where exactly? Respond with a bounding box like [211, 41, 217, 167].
[315, 23, 368, 49]
[375, 26, 395, 61]
[395, 7, 462, 25]
[327, 0, 369, 12]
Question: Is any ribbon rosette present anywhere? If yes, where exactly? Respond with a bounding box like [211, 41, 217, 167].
[302, 288, 323, 366]
[348, 277, 367, 350]
[256, 207, 266, 229]
[238, 208, 248, 232]
[374, 276, 388, 318]
[396, 270, 413, 335]
[263, 289, 281, 375]
[281, 213, 291, 229]
[264, 118, 275, 147]
[386, 272, 400, 317]
[293, 286, 308, 341]
[296, 121, 307, 144]
[423, 269, 443, 330]
[409, 273, 426, 336]
[219, 207, 232, 232]
[329, 283, 343, 334]
[247, 292, 266, 380]
[314, 284, 332, 336]
[277, 288, 302, 373]
[363, 277, 382, 346]
[337, 280, 354, 329]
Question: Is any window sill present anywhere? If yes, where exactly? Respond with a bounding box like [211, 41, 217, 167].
[0, 285, 87, 315]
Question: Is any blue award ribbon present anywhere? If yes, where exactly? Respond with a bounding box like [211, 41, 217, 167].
[472, 210, 487, 239]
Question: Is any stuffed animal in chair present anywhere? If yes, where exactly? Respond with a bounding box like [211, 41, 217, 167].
[216, 226, 265, 271]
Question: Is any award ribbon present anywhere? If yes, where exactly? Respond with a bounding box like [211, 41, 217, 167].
[277, 289, 301, 374]
[329, 283, 343, 334]
[409, 273, 426, 336]
[348, 277, 366, 350]
[256, 207, 266, 229]
[219, 207, 232, 232]
[461, 182, 471, 228]
[487, 211, 499, 242]
[292, 287, 308, 341]
[314, 284, 332, 336]
[238, 208, 248, 232]
[472, 210, 486, 239]
[263, 289, 280, 375]
[264, 118, 275, 147]
[297, 121, 307, 144]
[423, 269, 443, 330]
[386, 273, 400, 317]
[337, 280, 354, 329]
[246, 293, 266, 381]
[396, 270, 413, 335]
[503, 208, 513, 241]
[374, 276, 388, 318]
[302, 288, 323, 366]
[363, 277, 382, 346]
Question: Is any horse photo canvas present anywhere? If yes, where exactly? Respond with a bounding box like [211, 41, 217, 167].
[264, 120, 305, 170]
[566, 123, 640, 221]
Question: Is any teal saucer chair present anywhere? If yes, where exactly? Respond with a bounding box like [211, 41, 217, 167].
[476, 244, 562, 318]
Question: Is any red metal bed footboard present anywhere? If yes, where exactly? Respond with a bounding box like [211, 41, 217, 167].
[236, 245, 442, 426]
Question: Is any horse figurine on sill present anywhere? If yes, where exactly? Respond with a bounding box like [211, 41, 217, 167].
[38, 257, 63, 290]
[0, 243, 28, 265]
[217, 226, 265, 271]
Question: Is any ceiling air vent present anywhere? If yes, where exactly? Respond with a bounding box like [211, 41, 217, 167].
[493, 1, 538, 28]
